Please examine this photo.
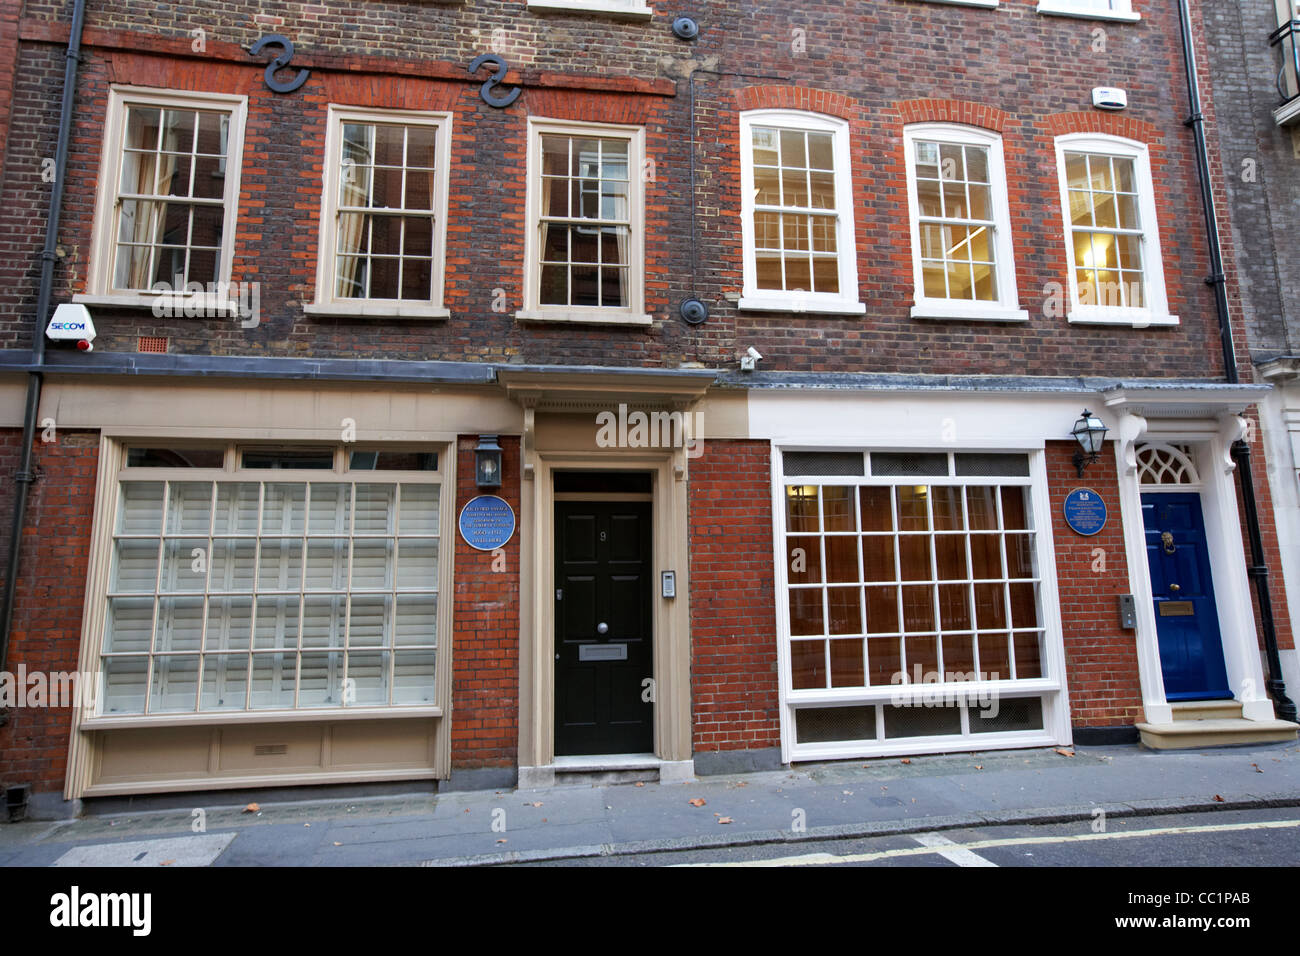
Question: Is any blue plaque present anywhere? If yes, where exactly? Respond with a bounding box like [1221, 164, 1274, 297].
[1063, 488, 1107, 536]
[458, 495, 516, 551]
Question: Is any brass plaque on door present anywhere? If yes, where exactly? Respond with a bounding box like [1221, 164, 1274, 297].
[1159, 601, 1195, 617]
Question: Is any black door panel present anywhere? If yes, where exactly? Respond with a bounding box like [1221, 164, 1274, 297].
[555, 501, 653, 756]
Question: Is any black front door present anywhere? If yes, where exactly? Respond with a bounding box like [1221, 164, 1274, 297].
[554, 501, 654, 756]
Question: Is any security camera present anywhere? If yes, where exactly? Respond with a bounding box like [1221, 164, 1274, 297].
[740, 346, 762, 372]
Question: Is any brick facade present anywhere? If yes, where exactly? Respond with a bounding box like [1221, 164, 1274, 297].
[1045, 439, 1144, 728]
[688, 439, 781, 755]
[450, 434, 520, 771]
[0, 427, 98, 794]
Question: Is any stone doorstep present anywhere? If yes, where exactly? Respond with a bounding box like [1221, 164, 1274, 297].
[518, 755, 696, 789]
[1135, 717, 1298, 750]
[1170, 700, 1244, 721]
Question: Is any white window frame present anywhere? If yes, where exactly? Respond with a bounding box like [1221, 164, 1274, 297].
[902, 123, 1028, 323]
[80, 440, 455, 729]
[738, 110, 864, 316]
[526, 0, 653, 18]
[769, 447, 1069, 763]
[1037, 0, 1139, 22]
[304, 105, 453, 320]
[517, 117, 650, 326]
[77, 86, 248, 314]
[1053, 133, 1177, 327]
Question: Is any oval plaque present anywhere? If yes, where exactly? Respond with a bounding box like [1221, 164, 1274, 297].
[1063, 487, 1107, 537]
[458, 495, 516, 551]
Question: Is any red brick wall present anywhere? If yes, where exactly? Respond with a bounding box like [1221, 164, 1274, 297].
[449, 434, 520, 771]
[0, 427, 98, 794]
[688, 439, 781, 753]
[1046, 439, 1144, 728]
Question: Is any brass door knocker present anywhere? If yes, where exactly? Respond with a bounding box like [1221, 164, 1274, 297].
[1161, 531, 1176, 554]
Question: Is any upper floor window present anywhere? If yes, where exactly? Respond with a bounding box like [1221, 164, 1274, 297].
[1053, 134, 1175, 326]
[518, 118, 649, 325]
[1037, 0, 1139, 22]
[306, 106, 452, 319]
[81, 88, 247, 306]
[903, 124, 1027, 323]
[739, 110, 864, 315]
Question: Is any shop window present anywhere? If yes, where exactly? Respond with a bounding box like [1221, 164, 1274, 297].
[96, 443, 446, 717]
[777, 449, 1058, 754]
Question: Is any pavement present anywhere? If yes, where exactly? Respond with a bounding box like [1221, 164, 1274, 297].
[1, 741, 1298, 866]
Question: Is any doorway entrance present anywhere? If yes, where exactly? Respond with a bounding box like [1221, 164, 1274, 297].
[1142, 491, 1232, 700]
[553, 493, 654, 756]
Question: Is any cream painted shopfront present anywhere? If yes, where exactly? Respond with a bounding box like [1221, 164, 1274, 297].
[3, 367, 1292, 800]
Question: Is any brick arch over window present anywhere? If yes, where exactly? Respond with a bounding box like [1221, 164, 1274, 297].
[1045, 111, 1163, 145]
[894, 99, 1010, 134]
[106, 55, 251, 93]
[734, 86, 860, 122]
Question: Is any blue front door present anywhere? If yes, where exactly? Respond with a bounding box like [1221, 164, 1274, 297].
[1142, 493, 1232, 700]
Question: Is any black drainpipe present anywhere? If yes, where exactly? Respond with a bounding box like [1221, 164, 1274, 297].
[1177, 0, 1296, 722]
[0, 0, 87, 720]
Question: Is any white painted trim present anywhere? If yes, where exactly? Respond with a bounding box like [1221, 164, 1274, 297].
[1116, 421, 1276, 722]
[309, 105, 453, 314]
[521, 117, 647, 323]
[1273, 97, 1300, 128]
[72, 293, 242, 316]
[1036, 1, 1140, 22]
[910, 302, 1030, 323]
[81, 706, 442, 730]
[768, 442, 1071, 762]
[86, 87, 249, 298]
[1052, 133, 1176, 328]
[302, 302, 450, 320]
[739, 110, 864, 315]
[738, 296, 866, 315]
[526, 0, 653, 18]
[902, 123, 1025, 321]
[918, 0, 998, 8]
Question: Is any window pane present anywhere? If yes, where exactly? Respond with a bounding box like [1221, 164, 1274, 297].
[791, 639, 826, 689]
[789, 587, 824, 636]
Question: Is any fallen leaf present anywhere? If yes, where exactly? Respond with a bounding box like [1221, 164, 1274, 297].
[911, 798, 917, 804]
[304, 823, 310, 828]
[242, 803, 260, 813]
[159, 859, 175, 866]
[900, 758, 912, 765]
[634, 782, 645, 787]
[975, 765, 983, 770]
[332, 842, 342, 847]
[464, 809, 471, 814]
[496, 838, 507, 844]
[842, 790, 853, 795]
[542, 818, 547, 822]
[717, 816, 733, 825]
[530, 801, 543, 807]
[689, 798, 706, 807]
[1213, 794, 1225, 802]
[1055, 748, 1076, 758]
[1252, 763, 1263, 774]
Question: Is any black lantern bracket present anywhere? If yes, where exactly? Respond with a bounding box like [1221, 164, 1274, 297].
[475, 434, 504, 488]
[1071, 409, 1110, 478]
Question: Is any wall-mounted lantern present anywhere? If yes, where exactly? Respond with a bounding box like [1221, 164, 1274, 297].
[1071, 409, 1109, 477]
[475, 434, 503, 488]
